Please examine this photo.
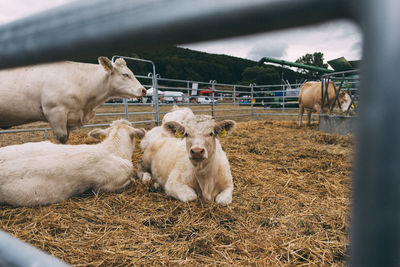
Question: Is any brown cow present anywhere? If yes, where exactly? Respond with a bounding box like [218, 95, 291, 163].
[298, 81, 351, 126]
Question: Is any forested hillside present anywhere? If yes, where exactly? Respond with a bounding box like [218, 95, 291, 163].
[102, 46, 306, 85]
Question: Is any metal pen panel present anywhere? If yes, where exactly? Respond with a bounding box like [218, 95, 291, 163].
[0, 230, 70, 267]
[351, 0, 400, 266]
[0, 0, 352, 69]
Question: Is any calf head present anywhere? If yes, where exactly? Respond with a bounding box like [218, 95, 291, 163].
[88, 119, 146, 149]
[338, 91, 352, 112]
[164, 115, 236, 165]
[98, 57, 147, 99]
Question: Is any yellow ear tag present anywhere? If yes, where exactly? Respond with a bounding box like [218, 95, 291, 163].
[218, 129, 227, 138]
[99, 135, 106, 141]
[104, 65, 111, 72]
[175, 131, 184, 138]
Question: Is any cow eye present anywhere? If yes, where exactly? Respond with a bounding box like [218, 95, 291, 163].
[123, 73, 130, 78]
[184, 133, 188, 137]
[209, 132, 214, 136]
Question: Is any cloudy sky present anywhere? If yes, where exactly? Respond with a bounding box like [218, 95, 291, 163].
[0, 0, 363, 64]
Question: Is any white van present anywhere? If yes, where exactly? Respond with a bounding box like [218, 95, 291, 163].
[198, 96, 217, 104]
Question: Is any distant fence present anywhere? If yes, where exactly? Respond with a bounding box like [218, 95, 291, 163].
[0, 58, 360, 138]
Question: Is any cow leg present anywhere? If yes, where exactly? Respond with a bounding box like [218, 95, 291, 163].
[164, 173, 197, 202]
[46, 110, 69, 143]
[137, 152, 152, 181]
[298, 105, 304, 127]
[215, 187, 233, 206]
[307, 110, 312, 126]
[137, 163, 152, 181]
[96, 177, 131, 193]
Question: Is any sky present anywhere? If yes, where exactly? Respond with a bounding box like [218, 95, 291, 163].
[0, 0, 363, 65]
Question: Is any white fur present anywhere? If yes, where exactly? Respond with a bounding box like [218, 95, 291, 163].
[138, 112, 235, 206]
[0, 119, 145, 207]
[140, 105, 194, 150]
[0, 57, 146, 143]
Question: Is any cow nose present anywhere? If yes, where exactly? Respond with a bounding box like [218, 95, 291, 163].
[190, 147, 205, 158]
[141, 88, 147, 97]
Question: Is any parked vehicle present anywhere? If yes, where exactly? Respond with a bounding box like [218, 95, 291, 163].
[163, 91, 185, 103]
[198, 96, 217, 104]
[238, 95, 251, 105]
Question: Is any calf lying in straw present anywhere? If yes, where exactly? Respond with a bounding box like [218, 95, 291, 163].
[0, 119, 145, 206]
[138, 113, 235, 205]
[140, 105, 194, 152]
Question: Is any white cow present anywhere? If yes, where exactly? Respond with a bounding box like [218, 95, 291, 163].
[0, 119, 145, 207]
[0, 57, 146, 143]
[161, 105, 195, 124]
[138, 114, 236, 206]
[140, 105, 195, 151]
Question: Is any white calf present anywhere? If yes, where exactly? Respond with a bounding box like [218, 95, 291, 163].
[140, 105, 194, 151]
[0, 119, 145, 206]
[138, 114, 235, 206]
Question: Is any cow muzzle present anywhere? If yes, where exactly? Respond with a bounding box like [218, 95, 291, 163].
[190, 147, 206, 162]
[140, 87, 147, 97]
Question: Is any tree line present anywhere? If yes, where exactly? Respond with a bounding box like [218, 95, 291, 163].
[95, 46, 328, 88]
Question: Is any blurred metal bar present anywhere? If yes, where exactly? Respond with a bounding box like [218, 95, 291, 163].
[0, 0, 353, 69]
[0, 230, 69, 267]
[351, 0, 400, 266]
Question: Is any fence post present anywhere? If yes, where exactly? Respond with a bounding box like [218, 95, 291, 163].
[233, 85, 236, 110]
[210, 80, 216, 118]
[44, 129, 48, 140]
[148, 72, 160, 126]
[187, 81, 190, 108]
[250, 83, 255, 118]
[123, 98, 129, 120]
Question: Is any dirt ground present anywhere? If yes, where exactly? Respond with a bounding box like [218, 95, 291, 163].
[0, 119, 354, 266]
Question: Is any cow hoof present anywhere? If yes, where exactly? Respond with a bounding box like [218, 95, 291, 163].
[142, 172, 152, 182]
[178, 190, 197, 202]
[215, 192, 232, 206]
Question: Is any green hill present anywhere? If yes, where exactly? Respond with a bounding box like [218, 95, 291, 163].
[102, 46, 305, 86]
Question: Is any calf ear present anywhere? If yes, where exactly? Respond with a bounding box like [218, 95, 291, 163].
[133, 128, 146, 140]
[88, 128, 108, 141]
[163, 121, 186, 138]
[98, 56, 113, 73]
[214, 120, 236, 138]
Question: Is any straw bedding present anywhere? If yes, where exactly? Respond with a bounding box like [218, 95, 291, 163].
[0, 120, 353, 266]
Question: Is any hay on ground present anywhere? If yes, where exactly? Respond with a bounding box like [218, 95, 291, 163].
[0, 120, 353, 266]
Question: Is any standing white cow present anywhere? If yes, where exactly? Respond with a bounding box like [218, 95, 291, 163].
[0, 57, 146, 143]
[298, 81, 352, 126]
[138, 114, 236, 206]
[0, 119, 145, 207]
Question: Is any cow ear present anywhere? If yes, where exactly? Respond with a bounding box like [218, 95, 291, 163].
[163, 121, 186, 138]
[98, 56, 113, 73]
[214, 120, 236, 138]
[133, 128, 146, 140]
[115, 58, 127, 67]
[88, 128, 108, 141]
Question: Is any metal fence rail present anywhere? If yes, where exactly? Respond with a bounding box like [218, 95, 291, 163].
[0, 73, 317, 138]
[0, 0, 398, 266]
[321, 70, 360, 116]
[0, 66, 360, 138]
